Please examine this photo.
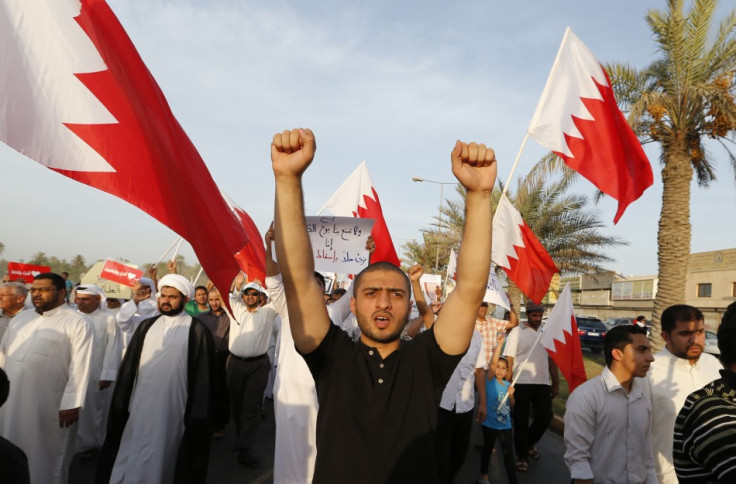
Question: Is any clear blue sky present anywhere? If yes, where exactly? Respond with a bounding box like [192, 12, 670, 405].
[2, 0, 734, 277]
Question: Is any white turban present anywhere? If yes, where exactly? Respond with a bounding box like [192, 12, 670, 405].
[139, 277, 157, 293]
[158, 274, 194, 300]
[76, 284, 104, 297]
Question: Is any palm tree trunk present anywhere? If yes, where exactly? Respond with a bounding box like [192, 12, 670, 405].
[652, 136, 692, 351]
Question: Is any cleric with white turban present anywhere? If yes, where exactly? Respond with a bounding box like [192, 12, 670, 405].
[157, 274, 194, 300]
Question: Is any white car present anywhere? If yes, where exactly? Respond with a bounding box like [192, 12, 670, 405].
[704, 330, 720, 355]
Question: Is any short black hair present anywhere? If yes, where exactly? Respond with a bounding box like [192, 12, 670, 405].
[353, 262, 410, 294]
[604, 324, 647, 366]
[636, 315, 646, 322]
[332, 288, 347, 296]
[0, 367, 8, 407]
[313, 272, 326, 291]
[194, 286, 207, 293]
[34, 272, 66, 291]
[661, 304, 703, 334]
[718, 302, 736, 367]
[480, 302, 489, 308]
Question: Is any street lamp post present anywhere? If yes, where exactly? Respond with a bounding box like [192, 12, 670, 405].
[412, 177, 454, 271]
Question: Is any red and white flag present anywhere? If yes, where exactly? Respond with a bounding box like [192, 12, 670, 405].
[492, 197, 557, 304]
[99, 259, 143, 287]
[319, 162, 401, 267]
[528, 27, 653, 224]
[540, 283, 587, 392]
[7, 262, 51, 284]
[446, 248, 457, 281]
[0, 0, 264, 302]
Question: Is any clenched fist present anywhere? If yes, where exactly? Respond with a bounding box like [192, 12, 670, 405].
[271, 128, 317, 178]
[450, 140, 497, 193]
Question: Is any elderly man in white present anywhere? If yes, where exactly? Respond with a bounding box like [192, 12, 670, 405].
[73, 284, 122, 457]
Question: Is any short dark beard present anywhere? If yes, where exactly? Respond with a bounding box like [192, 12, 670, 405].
[160, 303, 185, 316]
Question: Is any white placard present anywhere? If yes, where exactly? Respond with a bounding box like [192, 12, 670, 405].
[484, 271, 510, 310]
[419, 273, 443, 303]
[306, 216, 375, 274]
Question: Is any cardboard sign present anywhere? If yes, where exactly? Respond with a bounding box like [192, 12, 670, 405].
[306, 216, 375, 274]
[99, 259, 144, 287]
[7, 262, 51, 283]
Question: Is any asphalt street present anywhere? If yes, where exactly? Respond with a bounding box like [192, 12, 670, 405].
[70, 399, 570, 484]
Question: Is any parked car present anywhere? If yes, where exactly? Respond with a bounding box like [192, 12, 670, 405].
[576, 316, 607, 353]
[603, 317, 634, 329]
[705, 330, 720, 355]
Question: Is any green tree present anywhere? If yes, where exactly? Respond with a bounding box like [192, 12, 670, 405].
[405, 176, 625, 307]
[607, 0, 736, 349]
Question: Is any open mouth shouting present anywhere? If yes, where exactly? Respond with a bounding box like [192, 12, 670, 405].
[373, 312, 392, 330]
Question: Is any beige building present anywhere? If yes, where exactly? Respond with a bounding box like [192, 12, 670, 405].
[554, 248, 736, 330]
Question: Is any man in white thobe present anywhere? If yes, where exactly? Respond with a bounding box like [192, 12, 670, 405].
[0, 272, 93, 484]
[115, 277, 157, 354]
[263, 224, 358, 483]
[644, 304, 722, 484]
[73, 284, 122, 456]
[96, 274, 216, 484]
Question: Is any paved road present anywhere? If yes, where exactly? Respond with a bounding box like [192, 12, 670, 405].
[70, 400, 570, 483]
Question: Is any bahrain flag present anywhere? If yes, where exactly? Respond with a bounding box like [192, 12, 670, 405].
[528, 27, 653, 224]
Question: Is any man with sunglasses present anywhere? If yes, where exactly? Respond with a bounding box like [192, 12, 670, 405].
[228, 275, 280, 466]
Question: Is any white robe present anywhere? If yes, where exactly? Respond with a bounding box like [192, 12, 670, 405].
[109, 313, 191, 484]
[75, 308, 122, 452]
[115, 298, 159, 355]
[268, 275, 353, 484]
[0, 304, 93, 484]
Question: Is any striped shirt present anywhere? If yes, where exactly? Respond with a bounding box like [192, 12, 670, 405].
[673, 370, 736, 483]
[564, 366, 657, 483]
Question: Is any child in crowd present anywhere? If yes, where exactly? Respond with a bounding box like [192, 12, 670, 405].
[478, 333, 517, 484]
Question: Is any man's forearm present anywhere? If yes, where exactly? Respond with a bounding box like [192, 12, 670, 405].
[434, 189, 492, 354]
[455, 190, 493, 298]
[274, 175, 329, 351]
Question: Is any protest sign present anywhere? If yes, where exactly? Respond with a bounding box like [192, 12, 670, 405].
[306, 216, 374, 274]
[420, 273, 443, 303]
[7, 262, 51, 283]
[99, 259, 144, 288]
[484, 270, 511, 310]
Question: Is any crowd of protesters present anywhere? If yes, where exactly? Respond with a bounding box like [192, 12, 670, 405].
[1, 128, 736, 484]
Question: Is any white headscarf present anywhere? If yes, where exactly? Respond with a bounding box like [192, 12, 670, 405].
[158, 274, 194, 300]
[75, 284, 105, 297]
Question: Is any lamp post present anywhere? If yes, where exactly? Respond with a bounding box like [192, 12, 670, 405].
[412, 177, 454, 271]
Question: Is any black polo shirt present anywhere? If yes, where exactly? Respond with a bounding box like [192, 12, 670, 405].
[300, 323, 463, 484]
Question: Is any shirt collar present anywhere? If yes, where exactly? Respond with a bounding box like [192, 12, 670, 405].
[601, 366, 645, 399]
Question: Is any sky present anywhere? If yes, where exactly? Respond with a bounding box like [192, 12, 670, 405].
[1, 0, 735, 278]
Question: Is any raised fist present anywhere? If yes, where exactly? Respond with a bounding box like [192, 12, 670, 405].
[450, 140, 497, 193]
[407, 264, 424, 282]
[271, 128, 317, 177]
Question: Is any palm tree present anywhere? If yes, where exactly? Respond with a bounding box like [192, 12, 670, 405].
[608, 0, 736, 349]
[404, 175, 625, 307]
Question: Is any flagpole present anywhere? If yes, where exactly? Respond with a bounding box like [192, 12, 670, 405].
[497, 318, 548, 411]
[192, 267, 204, 286]
[154, 237, 182, 267]
[170, 238, 184, 262]
[492, 133, 529, 225]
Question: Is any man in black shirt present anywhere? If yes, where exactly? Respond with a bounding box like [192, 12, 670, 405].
[270, 128, 496, 484]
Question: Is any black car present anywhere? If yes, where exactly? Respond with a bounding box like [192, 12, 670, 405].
[577, 316, 607, 353]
